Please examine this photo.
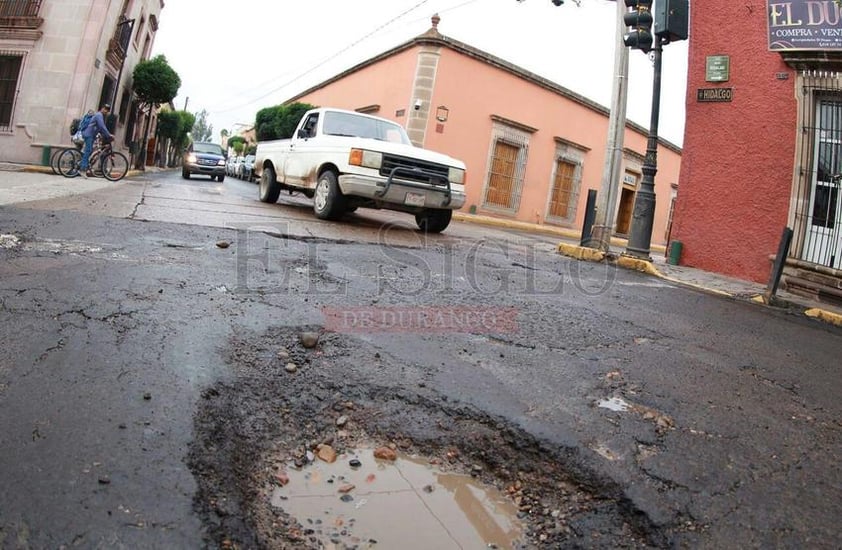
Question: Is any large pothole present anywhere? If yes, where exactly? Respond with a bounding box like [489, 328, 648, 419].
[188, 326, 666, 548]
[270, 445, 522, 549]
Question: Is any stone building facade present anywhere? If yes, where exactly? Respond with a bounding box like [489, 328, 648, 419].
[0, 0, 164, 165]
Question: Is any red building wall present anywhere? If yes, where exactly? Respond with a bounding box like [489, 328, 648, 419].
[673, 1, 796, 282]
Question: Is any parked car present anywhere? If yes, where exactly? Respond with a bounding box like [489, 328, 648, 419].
[226, 155, 238, 176]
[254, 108, 466, 233]
[230, 156, 244, 178]
[238, 154, 256, 181]
[183, 142, 226, 181]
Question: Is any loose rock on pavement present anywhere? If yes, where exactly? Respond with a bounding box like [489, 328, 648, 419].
[299, 332, 320, 349]
[317, 444, 337, 463]
[373, 446, 397, 461]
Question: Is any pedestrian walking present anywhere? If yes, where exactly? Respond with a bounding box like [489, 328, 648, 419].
[80, 104, 114, 178]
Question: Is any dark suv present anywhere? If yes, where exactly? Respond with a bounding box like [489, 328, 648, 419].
[183, 142, 226, 181]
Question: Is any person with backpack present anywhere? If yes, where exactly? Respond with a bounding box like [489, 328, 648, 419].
[80, 103, 114, 178]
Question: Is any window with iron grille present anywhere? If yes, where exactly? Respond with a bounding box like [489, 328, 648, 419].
[482, 120, 531, 212]
[0, 0, 42, 17]
[792, 72, 842, 270]
[0, 52, 24, 132]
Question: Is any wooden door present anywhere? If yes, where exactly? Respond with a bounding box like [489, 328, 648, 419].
[616, 188, 635, 235]
[485, 141, 519, 208]
[548, 159, 576, 219]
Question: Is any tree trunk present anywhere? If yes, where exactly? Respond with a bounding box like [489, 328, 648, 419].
[136, 103, 154, 171]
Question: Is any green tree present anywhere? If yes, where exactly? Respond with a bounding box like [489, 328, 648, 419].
[156, 110, 182, 167]
[175, 110, 196, 162]
[255, 102, 315, 141]
[192, 109, 213, 142]
[227, 135, 246, 153]
[132, 55, 181, 169]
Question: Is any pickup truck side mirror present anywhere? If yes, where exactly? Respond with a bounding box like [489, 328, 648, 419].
[297, 128, 308, 139]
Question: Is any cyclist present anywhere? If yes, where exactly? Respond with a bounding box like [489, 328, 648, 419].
[80, 103, 113, 178]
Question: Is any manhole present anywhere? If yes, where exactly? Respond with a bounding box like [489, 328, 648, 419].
[270, 446, 523, 549]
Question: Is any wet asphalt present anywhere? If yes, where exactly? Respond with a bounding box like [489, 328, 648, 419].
[0, 170, 840, 548]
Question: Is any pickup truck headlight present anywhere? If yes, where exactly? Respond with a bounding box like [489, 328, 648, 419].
[186, 154, 197, 163]
[449, 167, 465, 185]
[217, 159, 225, 166]
[349, 148, 383, 170]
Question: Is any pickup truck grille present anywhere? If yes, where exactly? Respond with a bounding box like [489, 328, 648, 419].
[380, 155, 450, 186]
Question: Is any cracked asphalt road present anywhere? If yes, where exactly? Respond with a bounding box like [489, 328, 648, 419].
[0, 170, 840, 548]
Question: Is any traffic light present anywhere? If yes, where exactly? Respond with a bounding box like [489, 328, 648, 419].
[623, 0, 654, 53]
[654, 0, 688, 42]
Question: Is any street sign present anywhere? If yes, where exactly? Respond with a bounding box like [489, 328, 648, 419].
[706, 55, 730, 82]
[697, 88, 733, 103]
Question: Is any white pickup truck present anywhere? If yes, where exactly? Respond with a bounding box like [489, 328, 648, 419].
[254, 108, 466, 233]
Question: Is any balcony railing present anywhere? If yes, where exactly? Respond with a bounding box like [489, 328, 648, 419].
[0, 0, 42, 18]
[106, 19, 133, 67]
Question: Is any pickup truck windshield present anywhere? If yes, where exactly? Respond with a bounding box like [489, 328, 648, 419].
[193, 143, 224, 155]
[322, 112, 411, 145]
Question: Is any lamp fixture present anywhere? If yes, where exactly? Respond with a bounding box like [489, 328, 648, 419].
[436, 105, 449, 122]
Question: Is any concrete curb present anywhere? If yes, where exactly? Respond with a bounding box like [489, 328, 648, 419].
[21, 165, 54, 174]
[453, 212, 667, 254]
[454, 212, 581, 240]
[557, 242, 605, 262]
[804, 308, 842, 327]
[615, 255, 734, 298]
[19, 164, 154, 180]
[557, 242, 842, 327]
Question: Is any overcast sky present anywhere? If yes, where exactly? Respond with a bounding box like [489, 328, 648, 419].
[151, 0, 688, 146]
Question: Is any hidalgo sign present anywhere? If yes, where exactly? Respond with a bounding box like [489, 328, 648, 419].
[768, 1, 842, 50]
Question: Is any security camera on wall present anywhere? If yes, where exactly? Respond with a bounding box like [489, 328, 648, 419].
[414, 99, 422, 111]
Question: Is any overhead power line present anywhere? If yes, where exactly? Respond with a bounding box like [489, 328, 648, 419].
[210, 0, 432, 114]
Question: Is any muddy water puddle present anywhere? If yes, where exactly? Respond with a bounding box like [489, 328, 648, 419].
[271, 447, 523, 549]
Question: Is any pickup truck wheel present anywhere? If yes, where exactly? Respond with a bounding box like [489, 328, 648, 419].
[313, 171, 346, 220]
[217, 174, 225, 182]
[415, 208, 452, 233]
[182, 168, 190, 179]
[259, 166, 281, 203]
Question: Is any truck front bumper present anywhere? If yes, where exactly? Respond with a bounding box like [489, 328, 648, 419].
[338, 173, 466, 210]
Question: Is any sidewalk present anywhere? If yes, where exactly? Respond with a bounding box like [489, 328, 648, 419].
[453, 212, 842, 328]
[0, 162, 165, 206]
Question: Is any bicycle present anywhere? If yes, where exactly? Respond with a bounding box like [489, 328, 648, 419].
[50, 144, 81, 175]
[59, 138, 129, 182]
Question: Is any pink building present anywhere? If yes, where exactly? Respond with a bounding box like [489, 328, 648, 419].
[287, 16, 682, 246]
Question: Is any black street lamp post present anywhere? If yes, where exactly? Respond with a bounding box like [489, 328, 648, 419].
[624, 34, 664, 260]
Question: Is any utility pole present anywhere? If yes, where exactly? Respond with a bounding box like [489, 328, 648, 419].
[590, 0, 629, 252]
[183, 96, 189, 112]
